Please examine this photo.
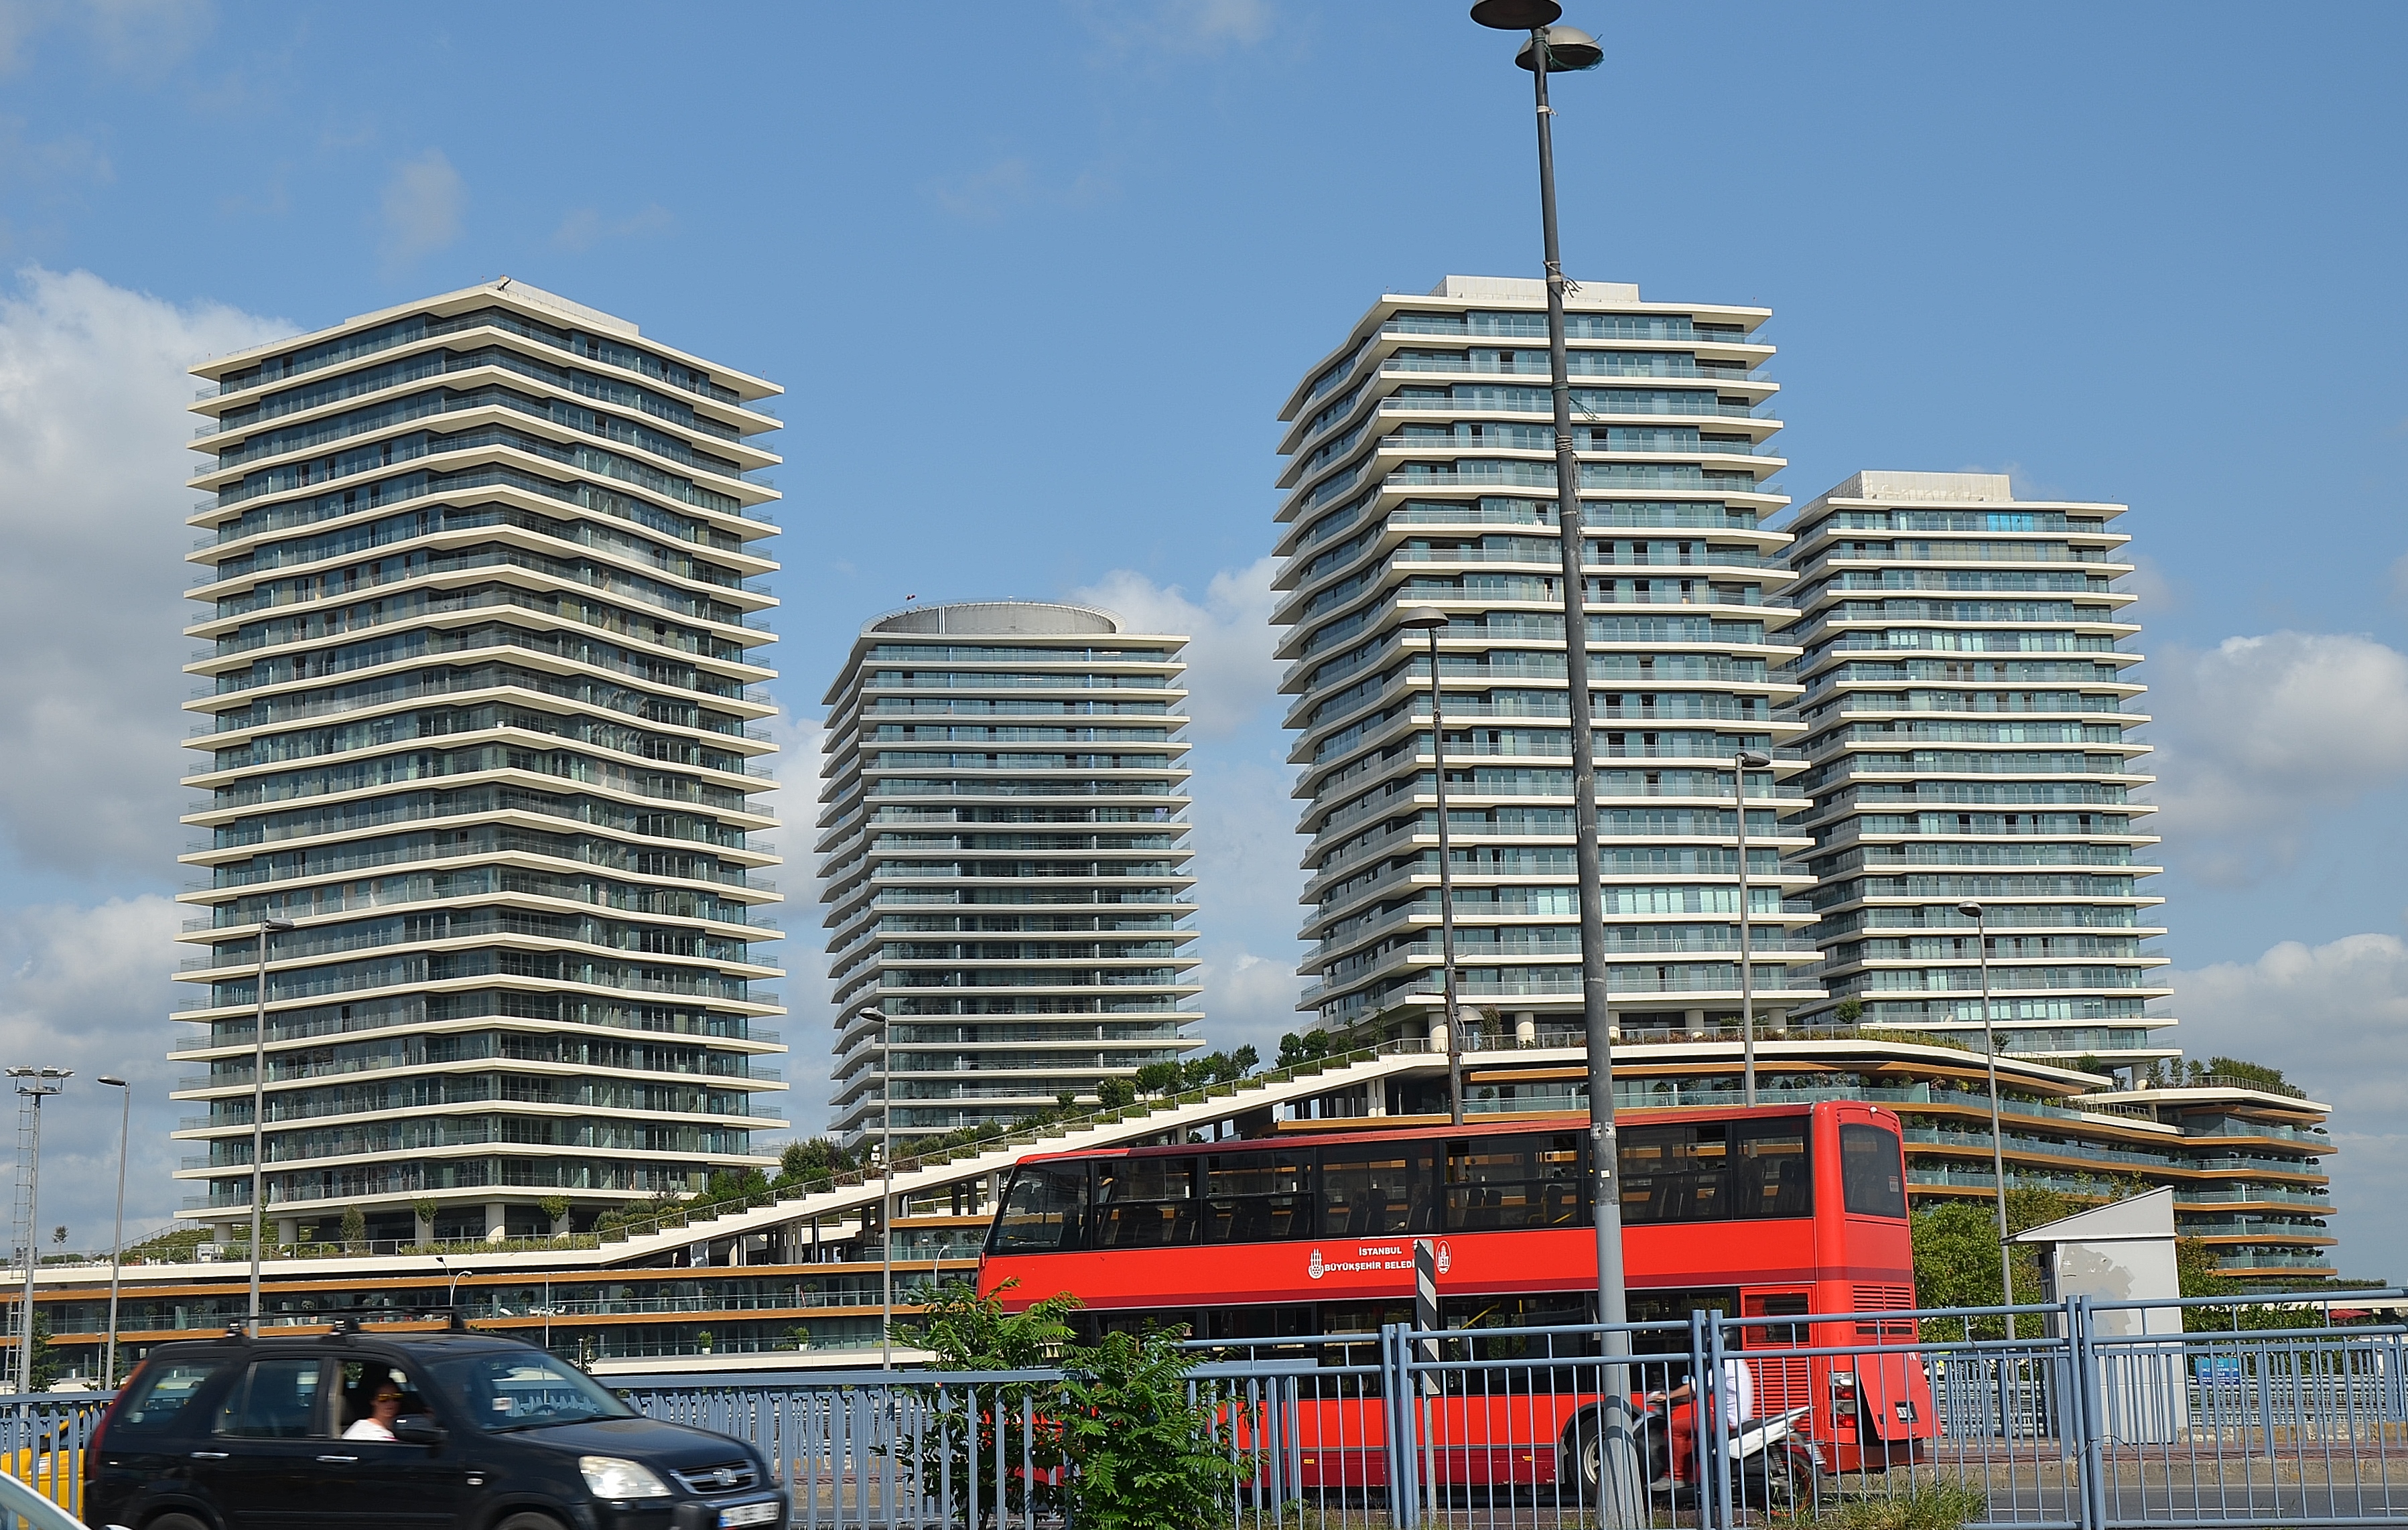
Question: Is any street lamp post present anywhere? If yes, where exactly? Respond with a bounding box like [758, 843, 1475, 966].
[1465, 4, 1641, 1519]
[1402, 613, 1467, 1125]
[859, 1010, 895, 1371]
[1958, 901, 2014, 1312]
[1733, 749, 1774, 1106]
[98, 1076, 129, 1389]
[7, 1067, 68, 1397]
[248, 916, 295, 1332]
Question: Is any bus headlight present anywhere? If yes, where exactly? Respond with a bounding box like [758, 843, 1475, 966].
[1829, 1371, 1857, 1401]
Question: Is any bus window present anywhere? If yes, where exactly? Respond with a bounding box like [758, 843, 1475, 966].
[990, 1162, 1088, 1253]
[1839, 1124, 1908, 1218]
[1441, 1133, 1584, 1231]
[1619, 1117, 1809, 1223]
[1317, 1144, 1420, 1237]
[1093, 1156, 1198, 1248]
[1741, 1290, 1810, 1346]
[1199, 1149, 1309, 1243]
[1624, 1288, 1739, 1354]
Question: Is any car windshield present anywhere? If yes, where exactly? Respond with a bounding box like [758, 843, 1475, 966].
[426, 1351, 636, 1432]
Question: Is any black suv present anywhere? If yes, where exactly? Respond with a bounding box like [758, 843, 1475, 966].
[84, 1327, 785, 1530]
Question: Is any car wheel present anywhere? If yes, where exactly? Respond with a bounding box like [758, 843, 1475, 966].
[492, 1515, 569, 1530]
[147, 1515, 213, 1530]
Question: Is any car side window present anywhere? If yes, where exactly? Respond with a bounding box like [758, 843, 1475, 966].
[215, 1359, 326, 1439]
[114, 1360, 224, 1432]
[336, 1359, 430, 1436]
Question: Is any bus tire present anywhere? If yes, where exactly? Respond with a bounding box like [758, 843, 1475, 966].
[1557, 1411, 1603, 1500]
[146, 1515, 212, 1530]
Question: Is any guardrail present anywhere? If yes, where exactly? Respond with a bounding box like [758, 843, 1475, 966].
[608, 1291, 2408, 1530]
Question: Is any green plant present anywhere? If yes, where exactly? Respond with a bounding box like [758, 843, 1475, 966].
[1095, 1077, 1138, 1110]
[1810, 1474, 1987, 1529]
[1056, 1324, 1242, 1530]
[539, 1194, 571, 1229]
[894, 1282, 1079, 1524]
[1832, 997, 1865, 1024]
[339, 1204, 366, 1251]
[409, 1197, 439, 1237]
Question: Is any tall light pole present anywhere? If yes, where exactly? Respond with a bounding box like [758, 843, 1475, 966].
[858, 1009, 895, 1371]
[98, 1076, 129, 1389]
[248, 916, 296, 1332]
[1465, 5, 1641, 1520]
[1733, 750, 1774, 1106]
[1958, 901, 2014, 1312]
[1402, 613, 1467, 1125]
[8, 1067, 67, 1396]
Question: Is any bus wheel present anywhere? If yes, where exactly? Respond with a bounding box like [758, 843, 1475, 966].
[1558, 1415, 1603, 1501]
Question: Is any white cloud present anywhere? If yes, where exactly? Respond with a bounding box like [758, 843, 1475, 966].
[0, 267, 285, 878]
[2170, 933, 2408, 1123]
[83, 0, 213, 76]
[2145, 632, 2408, 884]
[377, 149, 464, 266]
[551, 203, 673, 253]
[0, 896, 190, 1243]
[2170, 934, 2408, 1281]
[927, 157, 1113, 224]
[747, 709, 825, 1140]
[1075, 0, 1275, 58]
[1192, 945, 1307, 1058]
[1071, 555, 1281, 737]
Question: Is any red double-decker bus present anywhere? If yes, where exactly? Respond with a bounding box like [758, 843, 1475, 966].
[978, 1100, 1937, 1489]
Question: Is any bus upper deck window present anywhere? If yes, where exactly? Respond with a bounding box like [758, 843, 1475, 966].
[1838, 1123, 1908, 1219]
[990, 1162, 1089, 1253]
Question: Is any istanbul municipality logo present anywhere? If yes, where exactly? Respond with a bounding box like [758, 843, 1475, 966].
[1434, 1239, 1453, 1274]
[1308, 1247, 1325, 1280]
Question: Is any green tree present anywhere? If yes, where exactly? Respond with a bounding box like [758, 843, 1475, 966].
[1095, 1078, 1137, 1110]
[775, 1137, 858, 1188]
[1276, 1030, 1333, 1068]
[896, 1281, 1079, 1525]
[340, 1204, 367, 1252]
[1132, 1061, 1183, 1097]
[1056, 1325, 1242, 1530]
[1910, 1187, 2074, 1337]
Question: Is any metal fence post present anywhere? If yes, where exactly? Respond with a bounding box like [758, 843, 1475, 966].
[2071, 1295, 2109, 1530]
[1702, 1310, 1731, 1530]
[1382, 1321, 1418, 1530]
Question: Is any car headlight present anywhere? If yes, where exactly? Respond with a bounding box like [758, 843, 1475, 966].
[580, 1456, 670, 1499]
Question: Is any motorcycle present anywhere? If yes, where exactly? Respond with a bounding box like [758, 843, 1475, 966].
[1635, 1390, 1822, 1518]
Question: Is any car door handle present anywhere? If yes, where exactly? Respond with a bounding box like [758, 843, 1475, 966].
[316, 1454, 358, 1464]
[190, 1451, 230, 1460]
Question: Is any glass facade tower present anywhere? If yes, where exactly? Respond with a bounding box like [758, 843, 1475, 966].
[1275, 277, 1822, 1050]
[818, 602, 1202, 1148]
[1778, 471, 2170, 1064]
[173, 279, 788, 1246]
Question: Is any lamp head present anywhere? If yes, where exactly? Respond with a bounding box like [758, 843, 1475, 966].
[98, 1076, 127, 1088]
[1469, 0, 1562, 27]
[1735, 750, 1774, 769]
[1956, 901, 1985, 919]
[1398, 614, 1449, 632]
[1515, 24, 1602, 72]
[261, 917, 297, 932]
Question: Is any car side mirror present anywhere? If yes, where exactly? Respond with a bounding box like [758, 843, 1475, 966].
[393, 1415, 446, 1447]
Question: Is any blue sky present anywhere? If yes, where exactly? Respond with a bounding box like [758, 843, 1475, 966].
[1, 0, 2405, 1275]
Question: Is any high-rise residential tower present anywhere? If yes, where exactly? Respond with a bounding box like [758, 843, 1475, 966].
[1776, 472, 2169, 1065]
[818, 602, 1202, 1148]
[1275, 277, 1822, 1056]
[174, 279, 787, 1246]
